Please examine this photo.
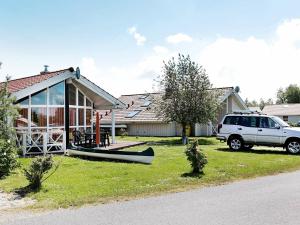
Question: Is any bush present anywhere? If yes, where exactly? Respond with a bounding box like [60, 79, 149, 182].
[120, 128, 128, 138]
[0, 139, 19, 178]
[24, 155, 53, 189]
[185, 140, 208, 174]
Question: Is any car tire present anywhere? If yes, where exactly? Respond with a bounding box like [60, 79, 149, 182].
[286, 139, 300, 154]
[243, 144, 254, 150]
[228, 137, 243, 151]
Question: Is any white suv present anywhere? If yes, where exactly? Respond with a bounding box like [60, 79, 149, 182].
[217, 112, 300, 154]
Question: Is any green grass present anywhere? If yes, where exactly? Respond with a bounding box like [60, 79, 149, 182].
[1, 136, 300, 209]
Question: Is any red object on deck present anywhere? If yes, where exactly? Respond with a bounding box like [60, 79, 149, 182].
[96, 112, 100, 146]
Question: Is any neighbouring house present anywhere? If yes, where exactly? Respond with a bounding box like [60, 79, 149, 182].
[98, 87, 248, 137]
[263, 104, 300, 124]
[248, 106, 262, 113]
[1, 66, 125, 155]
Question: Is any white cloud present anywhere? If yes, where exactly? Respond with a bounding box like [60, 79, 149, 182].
[153, 45, 169, 54]
[166, 33, 193, 44]
[198, 18, 300, 101]
[128, 26, 146, 46]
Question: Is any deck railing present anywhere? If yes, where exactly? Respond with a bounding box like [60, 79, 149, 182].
[16, 130, 66, 156]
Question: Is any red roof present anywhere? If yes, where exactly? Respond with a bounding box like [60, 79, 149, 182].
[1, 68, 73, 93]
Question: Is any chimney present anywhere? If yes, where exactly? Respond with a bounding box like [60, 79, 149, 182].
[40, 65, 49, 74]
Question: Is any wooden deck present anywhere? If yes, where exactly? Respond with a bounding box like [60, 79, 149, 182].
[98, 141, 146, 151]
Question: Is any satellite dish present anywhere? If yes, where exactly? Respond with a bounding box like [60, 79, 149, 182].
[75, 67, 81, 79]
[234, 86, 240, 93]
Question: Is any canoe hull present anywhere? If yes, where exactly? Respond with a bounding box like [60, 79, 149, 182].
[67, 147, 154, 164]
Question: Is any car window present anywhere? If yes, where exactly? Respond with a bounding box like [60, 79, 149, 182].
[223, 116, 240, 125]
[259, 117, 278, 129]
[239, 116, 258, 127]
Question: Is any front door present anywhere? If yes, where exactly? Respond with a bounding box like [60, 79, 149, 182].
[256, 117, 283, 145]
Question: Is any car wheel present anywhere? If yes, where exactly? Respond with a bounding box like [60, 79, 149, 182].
[243, 144, 253, 150]
[286, 140, 300, 154]
[229, 137, 243, 151]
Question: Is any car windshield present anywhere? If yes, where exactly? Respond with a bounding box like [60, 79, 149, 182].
[272, 116, 290, 127]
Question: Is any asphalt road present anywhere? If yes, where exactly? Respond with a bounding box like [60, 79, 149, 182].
[3, 170, 300, 225]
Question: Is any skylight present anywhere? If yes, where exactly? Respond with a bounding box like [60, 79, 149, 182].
[125, 110, 141, 118]
[141, 100, 151, 107]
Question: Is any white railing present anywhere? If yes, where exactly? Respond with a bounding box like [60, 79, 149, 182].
[16, 130, 66, 156]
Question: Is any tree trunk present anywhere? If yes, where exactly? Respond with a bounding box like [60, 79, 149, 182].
[182, 123, 188, 145]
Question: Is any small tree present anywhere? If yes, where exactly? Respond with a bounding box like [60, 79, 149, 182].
[155, 54, 220, 144]
[185, 140, 207, 174]
[0, 76, 19, 178]
[24, 155, 53, 190]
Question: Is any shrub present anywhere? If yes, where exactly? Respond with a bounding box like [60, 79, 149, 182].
[24, 155, 53, 189]
[185, 140, 208, 174]
[120, 128, 128, 138]
[0, 139, 19, 178]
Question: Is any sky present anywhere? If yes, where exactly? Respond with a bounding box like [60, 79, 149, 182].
[1, 0, 300, 101]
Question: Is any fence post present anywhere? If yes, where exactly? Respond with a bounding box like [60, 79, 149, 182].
[43, 132, 48, 155]
[63, 131, 66, 153]
[22, 133, 27, 157]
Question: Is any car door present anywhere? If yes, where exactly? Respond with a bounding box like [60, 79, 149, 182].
[256, 117, 283, 145]
[237, 116, 258, 143]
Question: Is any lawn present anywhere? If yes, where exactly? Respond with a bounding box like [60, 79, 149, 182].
[1, 136, 300, 209]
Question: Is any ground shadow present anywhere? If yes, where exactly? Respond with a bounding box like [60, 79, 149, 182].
[14, 185, 40, 198]
[70, 155, 147, 164]
[147, 139, 183, 146]
[216, 147, 300, 156]
[181, 171, 204, 178]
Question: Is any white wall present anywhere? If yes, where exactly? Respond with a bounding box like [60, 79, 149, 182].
[195, 123, 213, 136]
[277, 115, 300, 124]
[127, 122, 177, 136]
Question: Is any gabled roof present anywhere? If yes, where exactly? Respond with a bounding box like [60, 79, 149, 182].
[1, 68, 72, 93]
[1, 67, 125, 109]
[99, 87, 245, 124]
[263, 104, 300, 116]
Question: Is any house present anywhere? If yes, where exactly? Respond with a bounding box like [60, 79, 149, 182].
[1, 66, 125, 155]
[98, 87, 248, 136]
[263, 104, 300, 124]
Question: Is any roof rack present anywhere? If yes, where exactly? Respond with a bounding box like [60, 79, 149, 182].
[230, 110, 266, 115]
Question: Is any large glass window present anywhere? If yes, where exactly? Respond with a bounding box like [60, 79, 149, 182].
[31, 89, 47, 105]
[69, 108, 76, 126]
[69, 84, 76, 105]
[31, 108, 47, 127]
[86, 99, 92, 107]
[17, 97, 29, 106]
[78, 91, 84, 106]
[49, 108, 64, 127]
[16, 108, 28, 128]
[78, 108, 84, 126]
[86, 109, 92, 126]
[49, 82, 65, 105]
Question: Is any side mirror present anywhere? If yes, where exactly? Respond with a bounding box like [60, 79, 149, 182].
[275, 124, 281, 129]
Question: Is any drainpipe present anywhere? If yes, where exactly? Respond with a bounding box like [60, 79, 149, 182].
[111, 109, 116, 144]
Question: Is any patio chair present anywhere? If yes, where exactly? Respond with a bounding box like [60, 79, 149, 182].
[72, 130, 84, 146]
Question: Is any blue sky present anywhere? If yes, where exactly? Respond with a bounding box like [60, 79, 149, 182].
[1, 0, 300, 100]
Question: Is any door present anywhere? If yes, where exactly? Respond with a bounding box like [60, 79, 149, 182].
[237, 116, 259, 143]
[256, 117, 283, 145]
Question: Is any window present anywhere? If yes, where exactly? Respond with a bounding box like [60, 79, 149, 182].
[49, 108, 64, 127]
[283, 116, 288, 122]
[125, 110, 141, 118]
[239, 116, 258, 127]
[224, 116, 239, 125]
[49, 82, 65, 105]
[16, 108, 28, 127]
[31, 89, 47, 105]
[78, 91, 84, 106]
[86, 99, 92, 107]
[17, 97, 29, 106]
[142, 101, 151, 107]
[69, 108, 76, 126]
[78, 108, 84, 126]
[86, 109, 92, 126]
[69, 84, 76, 105]
[31, 108, 47, 127]
[259, 117, 278, 129]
